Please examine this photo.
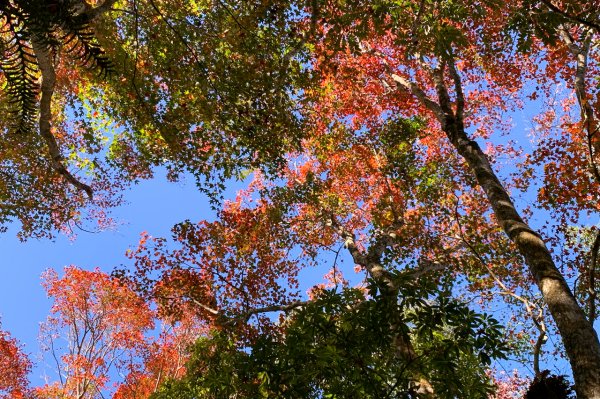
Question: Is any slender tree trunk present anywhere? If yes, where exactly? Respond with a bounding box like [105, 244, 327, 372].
[393, 56, 600, 397]
[342, 230, 436, 398]
[444, 117, 600, 398]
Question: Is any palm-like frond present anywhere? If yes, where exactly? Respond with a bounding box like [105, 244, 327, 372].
[0, 12, 39, 134]
[59, 14, 113, 76]
[0, 0, 112, 134]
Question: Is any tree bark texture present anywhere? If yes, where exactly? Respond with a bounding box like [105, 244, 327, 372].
[393, 56, 600, 398]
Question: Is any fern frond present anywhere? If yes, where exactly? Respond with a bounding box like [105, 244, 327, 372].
[0, 14, 39, 134]
[58, 15, 113, 77]
[0, 1, 114, 134]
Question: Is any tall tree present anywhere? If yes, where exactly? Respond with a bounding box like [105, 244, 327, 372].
[300, 1, 600, 395]
[1, 0, 600, 397]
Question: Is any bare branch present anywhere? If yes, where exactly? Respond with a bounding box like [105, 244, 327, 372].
[446, 54, 464, 123]
[411, 259, 446, 279]
[188, 298, 220, 316]
[186, 295, 310, 325]
[533, 311, 547, 377]
[431, 62, 453, 116]
[236, 301, 310, 323]
[589, 231, 600, 322]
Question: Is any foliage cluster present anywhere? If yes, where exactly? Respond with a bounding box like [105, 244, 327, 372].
[1, 0, 600, 398]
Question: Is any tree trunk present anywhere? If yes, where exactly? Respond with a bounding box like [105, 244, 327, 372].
[343, 230, 436, 397]
[394, 56, 600, 397]
[443, 116, 600, 398]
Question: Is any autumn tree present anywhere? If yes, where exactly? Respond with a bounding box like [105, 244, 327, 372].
[35, 266, 205, 399]
[295, 0, 600, 396]
[0, 322, 31, 399]
[36, 267, 154, 398]
[2, 0, 600, 398]
[0, 0, 307, 237]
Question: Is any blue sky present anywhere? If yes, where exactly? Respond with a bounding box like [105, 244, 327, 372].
[0, 171, 216, 385]
[0, 169, 340, 387]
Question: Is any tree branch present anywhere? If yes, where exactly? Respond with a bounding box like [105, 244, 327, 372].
[187, 295, 310, 326]
[539, 0, 600, 33]
[558, 27, 600, 183]
[236, 301, 309, 323]
[390, 73, 444, 122]
[533, 308, 547, 377]
[589, 231, 600, 322]
[32, 38, 93, 199]
[446, 53, 464, 123]
[339, 227, 397, 293]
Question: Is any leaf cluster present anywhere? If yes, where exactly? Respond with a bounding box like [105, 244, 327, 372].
[153, 286, 508, 399]
[524, 370, 575, 399]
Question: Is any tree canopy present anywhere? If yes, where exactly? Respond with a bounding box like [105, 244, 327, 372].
[1, 0, 600, 398]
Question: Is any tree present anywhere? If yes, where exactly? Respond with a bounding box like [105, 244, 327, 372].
[37, 266, 155, 398]
[36, 266, 204, 399]
[291, 1, 600, 396]
[0, 0, 307, 237]
[2, 0, 600, 397]
[0, 322, 31, 399]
